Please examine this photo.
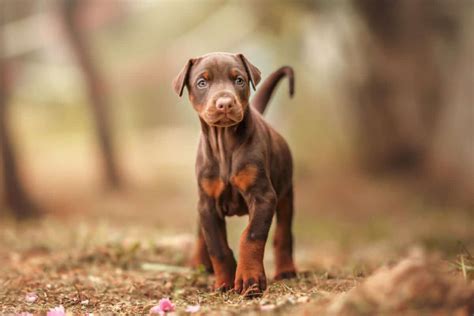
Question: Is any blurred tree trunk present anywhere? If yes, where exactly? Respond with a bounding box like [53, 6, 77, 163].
[0, 25, 39, 218]
[352, 0, 473, 204]
[352, 0, 448, 172]
[61, 0, 121, 188]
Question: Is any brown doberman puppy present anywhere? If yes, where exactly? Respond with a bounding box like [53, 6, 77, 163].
[173, 52, 296, 296]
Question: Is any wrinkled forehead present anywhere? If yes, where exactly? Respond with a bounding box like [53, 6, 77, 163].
[189, 53, 247, 80]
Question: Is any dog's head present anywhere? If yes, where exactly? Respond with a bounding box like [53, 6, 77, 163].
[173, 52, 261, 127]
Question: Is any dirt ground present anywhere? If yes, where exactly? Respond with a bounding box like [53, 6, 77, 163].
[1, 135, 473, 315]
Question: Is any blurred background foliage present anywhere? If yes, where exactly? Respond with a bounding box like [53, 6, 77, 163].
[0, 0, 473, 259]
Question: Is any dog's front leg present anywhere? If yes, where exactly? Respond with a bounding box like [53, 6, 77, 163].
[232, 167, 276, 296]
[198, 196, 236, 291]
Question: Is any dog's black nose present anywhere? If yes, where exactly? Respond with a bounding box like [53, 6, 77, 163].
[216, 97, 233, 112]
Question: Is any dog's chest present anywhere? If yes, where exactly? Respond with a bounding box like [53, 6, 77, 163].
[215, 181, 248, 217]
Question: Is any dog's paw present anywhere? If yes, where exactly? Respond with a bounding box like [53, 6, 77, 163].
[234, 269, 267, 298]
[274, 270, 297, 280]
[214, 280, 234, 292]
[213, 254, 236, 292]
[214, 270, 235, 292]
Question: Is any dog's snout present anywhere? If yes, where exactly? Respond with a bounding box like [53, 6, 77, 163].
[215, 97, 234, 112]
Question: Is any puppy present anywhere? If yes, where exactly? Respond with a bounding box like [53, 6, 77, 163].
[173, 52, 296, 296]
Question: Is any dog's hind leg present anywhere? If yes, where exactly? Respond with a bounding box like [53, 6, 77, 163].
[273, 187, 297, 280]
[190, 220, 214, 273]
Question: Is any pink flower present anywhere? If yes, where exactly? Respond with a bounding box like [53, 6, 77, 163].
[150, 298, 175, 314]
[25, 292, 37, 303]
[185, 304, 201, 313]
[47, 305, 66, 316]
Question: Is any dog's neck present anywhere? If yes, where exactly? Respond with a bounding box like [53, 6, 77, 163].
[199, 106, 256, 164]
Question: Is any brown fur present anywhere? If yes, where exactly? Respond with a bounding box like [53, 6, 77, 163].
[174, 52, 296, 296]
[190, 226, 213, 273]
[210, 251, 237, 292]
[273, 189, 297, 279]
[234, 227, 267, 295]
[201, 178, 225, 198]
[231, 165, 258, 192]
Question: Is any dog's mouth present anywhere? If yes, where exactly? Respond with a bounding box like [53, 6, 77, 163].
[204, 111, 243, 127]
[208, 115, 242, 127]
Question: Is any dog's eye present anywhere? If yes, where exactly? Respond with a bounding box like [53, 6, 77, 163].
[235, 76, 245, 86]
[196, 78, 208, 89]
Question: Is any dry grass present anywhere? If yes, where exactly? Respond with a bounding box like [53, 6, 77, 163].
[1, 132, 473, 314]
[1, 214, 472, 315]
[0, 223, 357, 315]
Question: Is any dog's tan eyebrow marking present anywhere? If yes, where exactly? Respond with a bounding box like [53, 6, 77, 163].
[198, 71, 210, 80]
[230, 68, 244, 78]
[231, 165, 259, 192]
[201, 178, 225, 198]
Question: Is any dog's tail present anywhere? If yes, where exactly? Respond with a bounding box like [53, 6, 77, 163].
[251, 66, 294, 114]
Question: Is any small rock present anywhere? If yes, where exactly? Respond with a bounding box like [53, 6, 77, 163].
[297, 296, 310, 303]
[260, 304, 276, 311]
[185, 304, 201, 313]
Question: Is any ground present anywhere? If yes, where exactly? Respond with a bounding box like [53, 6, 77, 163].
[1, 130, 473, 315]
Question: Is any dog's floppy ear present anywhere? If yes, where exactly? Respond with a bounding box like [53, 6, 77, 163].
[173, 59, 194, 97]
[237, 53, 261, 91]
